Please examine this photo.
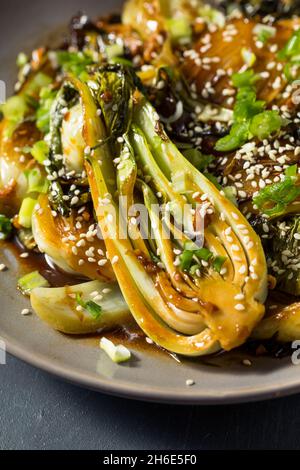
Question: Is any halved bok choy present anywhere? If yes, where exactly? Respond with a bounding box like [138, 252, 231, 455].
[67, 64, 268, 356]
[31, 280, 131, 334]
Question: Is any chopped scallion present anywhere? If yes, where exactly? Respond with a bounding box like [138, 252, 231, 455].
[76, 293, 102, 319]
[18, 271, 50, 295]
[213, 256, 227, 273]
[100, 337, 131, 363]
[0, 215, 12, 240]
[18, 197, 37, 229]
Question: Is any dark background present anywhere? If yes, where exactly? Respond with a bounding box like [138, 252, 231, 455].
[0, 353, 299, 450]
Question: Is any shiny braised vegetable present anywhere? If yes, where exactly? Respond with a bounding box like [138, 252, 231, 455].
[2, 0, 300, 356]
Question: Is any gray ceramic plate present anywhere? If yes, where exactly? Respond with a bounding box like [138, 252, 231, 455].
[1, 0, 300, 405]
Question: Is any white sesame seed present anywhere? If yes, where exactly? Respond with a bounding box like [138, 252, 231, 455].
[21, 309, 31, 316]
[111, 256, 119, 265]
[234, 293, 245, 300]
[239, 265, 247, 274]
[235, 304, 245, 311]
[242, 359, 252, 367]
[186, 379, 195, 387]
[0, 264, 7, 272]
[98, 259, 108, 267]
[102, 288, 112, 295]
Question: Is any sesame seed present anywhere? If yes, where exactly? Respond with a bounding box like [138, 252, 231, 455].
[21, 309, 31, 316]
[20, 253, 29, 259]
[0, 264, 7, 271]
[242, 359, 252, 367]
[235, 304, 245, 311]
[186, 379, 195, 387]
[234, 293, 245, 300]
[111, 256, 119, 265]
[146, 337, 154, 345]
[239, 265, 247, 274]
[98, 259, 108, 267]
[102, 288, 112, 295]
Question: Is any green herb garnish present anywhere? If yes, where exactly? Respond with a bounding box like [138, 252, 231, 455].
[253, 169, 300, 217]
[56, 51, 94, 76]
[213, 256, 227, 273]
[18, 271, 50, 295]
[76, 293, 102, 319]
[216, 70, 285, 152]
[0, 215, 12, 240]
[249, 110, 284, 140]
[30, 140, 49, 164]
[36, 86, 58, 134]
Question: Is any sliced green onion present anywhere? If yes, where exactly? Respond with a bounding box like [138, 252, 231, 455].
[0, 215, 12, 240]
[285, 164, 298, 177]
[223, 186, 238, 206]
[179, 250, 194, 271]
[253, 24, 276, 44]
[213, 256, 227, 273]
[36, 86, 58, 134]
[25, 72, 52, 96]
[109, 57, 133, 67]
[195, 248, 214, 262]
[166, 17, 192, 44]
[17, 52, 29, 68]
[1, 95, 28, 124]
[232, 70, 261, 88]
[106, 43, 124, 61]
[100, 337, 131, 363]
[25, 168, 49, 194]
[278, 29, 300, 60]
[198, 5, 225, 28]
[18, 197, 37, 229]
[253, 176, 300, 217]
[56, 51, 94, 76]
[18, 271, 50, 295]
[215, 122, 249, 152]
[241, 48, 256, 67]
[249, 110, 284, 140]
[30, 140, 49, 164]
[233, 96, 265, 122]
[76, 293, 102, 320]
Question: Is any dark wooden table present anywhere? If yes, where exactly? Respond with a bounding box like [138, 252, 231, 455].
[0, 353, 299, 450]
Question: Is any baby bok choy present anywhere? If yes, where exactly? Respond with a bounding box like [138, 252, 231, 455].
[68, 64, 268, 356]
[31, 280, 131, 335]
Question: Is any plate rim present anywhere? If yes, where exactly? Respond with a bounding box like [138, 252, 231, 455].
[4, 331, 300, 405]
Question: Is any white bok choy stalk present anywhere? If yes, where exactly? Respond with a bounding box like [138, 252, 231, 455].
[68, 64, 268, 356]
[31, 280, 131, 335]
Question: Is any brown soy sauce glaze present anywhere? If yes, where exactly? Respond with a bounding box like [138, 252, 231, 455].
[4, 238, 295, 367]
